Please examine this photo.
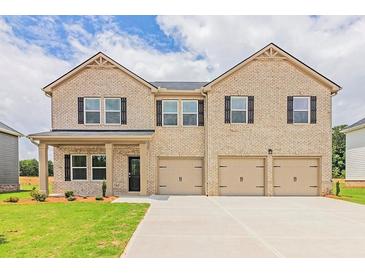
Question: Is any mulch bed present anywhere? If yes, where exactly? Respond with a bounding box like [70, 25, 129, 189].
[1, 196, 117, 204]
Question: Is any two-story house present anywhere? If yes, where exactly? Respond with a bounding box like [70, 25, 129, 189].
[29, 43, 341, 197]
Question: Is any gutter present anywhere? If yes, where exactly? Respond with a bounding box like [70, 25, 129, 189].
[200, 87, 209, 196]
[341, 123, 365, 134]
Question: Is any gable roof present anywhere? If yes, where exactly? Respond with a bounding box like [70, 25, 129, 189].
[203, 43, 342, 94]
[151, 81, 208, 90]
[0, 122, 23, 137]
[342, 117, 365, 134]
[43, 52, 157, 95]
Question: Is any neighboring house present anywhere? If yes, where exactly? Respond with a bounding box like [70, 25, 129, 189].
[342, 117, 365, 186]
[0, 122, 22, 193]
[29, 43, 341, 197]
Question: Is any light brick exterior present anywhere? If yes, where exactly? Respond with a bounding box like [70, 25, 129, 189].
[42, 46, 337, 196]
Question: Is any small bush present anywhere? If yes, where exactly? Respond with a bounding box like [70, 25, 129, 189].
[65, 191, 74, 198]
[67, 196, 76, 201]
[30, 188, 46, 202]
[95, 196, 104, 201]
[102, 181, 107, 197]
[30, 187, 38, 199]
[4, 197, 19, 203]
[336, 181, 341, 196]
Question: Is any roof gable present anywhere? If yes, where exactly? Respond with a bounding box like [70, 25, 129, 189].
[204, 43, 341, 94]
[43, 52, 157, 95]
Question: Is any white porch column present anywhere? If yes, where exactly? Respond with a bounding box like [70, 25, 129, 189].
[38, 142, 49, 195]
[139, 143, 148, 195]
[105, 143, 114, 196]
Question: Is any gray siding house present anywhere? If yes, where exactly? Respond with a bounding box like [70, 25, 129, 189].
[0, 122, 22, 192]
[343, 117, 365, 186]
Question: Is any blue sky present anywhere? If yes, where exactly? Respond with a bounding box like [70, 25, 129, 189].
[0, 15, 365, 159]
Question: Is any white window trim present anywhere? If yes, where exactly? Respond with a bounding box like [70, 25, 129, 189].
[84, 97, 101, 125]
[293, 96, 310, 124]
[71, 154, 87, 181]
[104, 98, 121, 125]
[230, 96, 248, 124]
[91, 154, 107, 181]
[162, 100, 179, 127]
[182, 100, 198, 127]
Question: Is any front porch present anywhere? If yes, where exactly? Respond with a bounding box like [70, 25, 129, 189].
[28, 130, 154, 196]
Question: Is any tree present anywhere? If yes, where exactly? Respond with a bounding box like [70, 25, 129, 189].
[332, 125, 347, 178]
[19, 159, 54, 176]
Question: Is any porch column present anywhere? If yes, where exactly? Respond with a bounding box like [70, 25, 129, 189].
[38, 142, 49, 195]
[105, 143, 114, 196]
[139, 143, 148, 195]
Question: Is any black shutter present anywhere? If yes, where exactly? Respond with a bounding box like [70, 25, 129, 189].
[64, 155, 71, 181]
[121, 97, 127, 124]
[248, 96, 254, 124]
[224, 96, 231, 123]
[198, 100, 204, 126]
[310, 96, 317, 124]
[287, 96, 293, 124]
[156, 100, 162, 126]
[77, 97, 84, 124]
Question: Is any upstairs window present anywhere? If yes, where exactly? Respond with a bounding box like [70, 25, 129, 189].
[92, 155, 106, 181]
[293, 97, 310, 124]
[105, 98, 121, 124]
[162, 100, 178, 126]
[71, 155, 87, 180]
[182, 100, 198, 126]
[230, 96, 247, 123]
[84, 98, 100, 124]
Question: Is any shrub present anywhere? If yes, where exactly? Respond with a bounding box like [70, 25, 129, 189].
[336, 181, 341, 196]
[30, 187, 38, 199]
[31, 189, 47, 202]
[65, 191, 74, 198]
[67, 196, 76, 201]
[4, 197, 19, 203]
[95, 196, 104, 201]
[102, 181, 107, 197]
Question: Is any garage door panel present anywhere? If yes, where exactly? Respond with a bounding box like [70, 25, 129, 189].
[159, 159, 203, 195]
[219, 158, 265, 196]
[273, 158, 319, 196]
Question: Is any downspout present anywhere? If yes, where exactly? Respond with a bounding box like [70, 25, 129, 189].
[200, 88, 208, 196]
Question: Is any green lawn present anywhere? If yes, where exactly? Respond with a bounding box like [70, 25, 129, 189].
[0, 184, 35, 201]
[336, 184, 365, 205]
[0, 202, 149, 257]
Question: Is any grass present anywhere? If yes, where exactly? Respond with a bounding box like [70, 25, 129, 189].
[0, 202, 149, 257]
[334, 183, 365, 205]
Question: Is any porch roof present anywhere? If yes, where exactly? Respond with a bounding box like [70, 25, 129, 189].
[28, 129, 154, 144]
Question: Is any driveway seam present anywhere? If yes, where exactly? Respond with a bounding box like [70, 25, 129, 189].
[208, 197, 284, 258]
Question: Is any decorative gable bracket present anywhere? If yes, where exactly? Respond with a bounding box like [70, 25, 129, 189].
[86, 56, 116, 68]
[255, 47, 286, 60]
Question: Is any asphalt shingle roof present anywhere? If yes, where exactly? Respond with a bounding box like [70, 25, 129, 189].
[151, 81, 208, 90]
[346, 117, 365, 130]
[0, 122, 22, 136]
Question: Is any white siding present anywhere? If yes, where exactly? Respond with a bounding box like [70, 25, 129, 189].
[346, 127, 365, 180]
[0, 132, 19, 184]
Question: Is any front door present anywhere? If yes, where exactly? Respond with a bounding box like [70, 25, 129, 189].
[129, 157, 140, 192]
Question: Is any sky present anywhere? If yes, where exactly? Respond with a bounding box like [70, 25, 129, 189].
[0, 15, 364, 160]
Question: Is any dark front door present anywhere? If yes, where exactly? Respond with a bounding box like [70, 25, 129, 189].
[129, 157, 140, 192]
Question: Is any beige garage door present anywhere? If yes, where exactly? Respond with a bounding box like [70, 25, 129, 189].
[158, 158, 203, 195]
[219, 158, 265, 195]
[273, 158, 319, 196]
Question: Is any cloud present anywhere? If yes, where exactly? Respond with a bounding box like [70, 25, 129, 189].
[157, 16, 365, 126]
[1, 16, 365, 159]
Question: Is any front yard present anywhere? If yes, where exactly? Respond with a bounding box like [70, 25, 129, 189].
[330, 181, 365, 205]
[0, 178, 149, 258]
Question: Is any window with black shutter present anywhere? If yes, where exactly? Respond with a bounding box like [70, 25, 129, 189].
[310, 96, 317, 124]
[287, 96, 293, 124]
[156, 100, 162, 126]
[77, 97, 84, 124]
[64, 154, 71, 181]
[121, 97, 127, 124]
[198, 100, 204, 126]
[248, 96, 254, 124]
[224, 96, 231, 123]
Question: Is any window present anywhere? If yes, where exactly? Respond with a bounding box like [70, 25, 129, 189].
[92, 155, 106, 181]
[84, 98, 100, 124]
[162, 100, 178, 126]
[293, 97, 310, 124]
[71, 155, 87, 180]
[182, 100, 198, 126]
[230, 96, 247, 123]
[105, 98, 121, 124]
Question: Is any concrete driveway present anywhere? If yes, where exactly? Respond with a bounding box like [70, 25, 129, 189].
[114, 196, 365, 257]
